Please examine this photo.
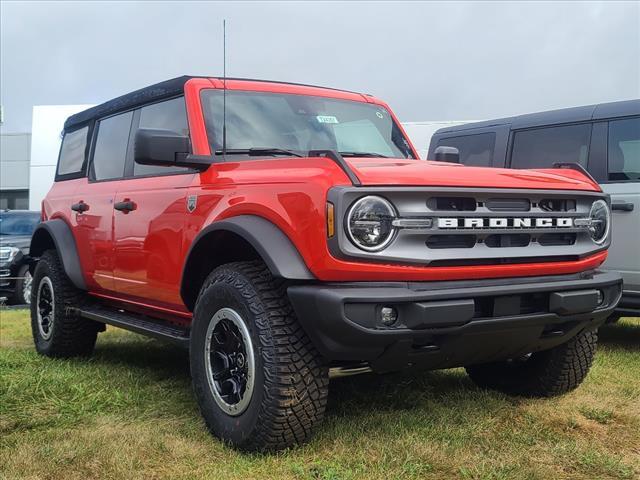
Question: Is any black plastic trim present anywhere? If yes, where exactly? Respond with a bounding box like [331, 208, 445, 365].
[180, 215, 315, 308]
[29, 219, 86, 290]
[287, 270, 622, 364]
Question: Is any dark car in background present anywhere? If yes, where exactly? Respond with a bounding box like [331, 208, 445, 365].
[428, 99, 640, 318]
[0, 210, 41, 305]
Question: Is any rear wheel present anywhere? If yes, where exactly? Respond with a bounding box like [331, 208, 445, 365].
[465, 329, 597, 397]
[190, 260, 329, 451]
[30, 250, 99, 357]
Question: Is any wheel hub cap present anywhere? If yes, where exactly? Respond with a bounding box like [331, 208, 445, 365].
[204, 308, 255, 416]
[36, 276, 55, 340]
[23, 271, 32, 304]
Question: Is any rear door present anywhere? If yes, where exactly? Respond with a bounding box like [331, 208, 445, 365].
[600, 116, 640, 297]
[111, 97, 195, 311]
[74, 111, 133, 293]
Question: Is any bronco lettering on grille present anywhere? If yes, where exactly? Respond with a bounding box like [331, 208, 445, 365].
[437, 218, 573, 229]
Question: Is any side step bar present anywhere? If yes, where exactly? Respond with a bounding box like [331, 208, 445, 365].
[74, 305, 190, 348]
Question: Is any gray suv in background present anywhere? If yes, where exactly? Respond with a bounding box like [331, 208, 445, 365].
[428, 99, 640, 318]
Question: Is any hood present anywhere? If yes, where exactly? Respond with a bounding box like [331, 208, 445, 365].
[344, 158, 600, 191]
[0, 235, 32, 251]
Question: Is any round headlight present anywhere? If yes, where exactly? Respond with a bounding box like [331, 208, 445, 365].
[588, 199, 610, 244]
[346, 196, 397, 251]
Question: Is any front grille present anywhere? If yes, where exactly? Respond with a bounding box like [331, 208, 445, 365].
[539, 198, 576, 212]
[539, 233, 577, 246]
[427, 196, 476, 211]
[426, 235, 475, 249]
[486, 198, 530, 212]
[484, 233, 530, 248]
[331, 187, 605, 266]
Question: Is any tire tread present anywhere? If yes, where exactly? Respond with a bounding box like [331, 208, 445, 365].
[193, 260, 329, 451]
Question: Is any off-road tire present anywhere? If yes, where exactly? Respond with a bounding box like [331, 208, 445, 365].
[30, 250, 99, 357]
[9, 264, 31, 305]
[190, 260, 329, 452]
[465, 329, 597, 397]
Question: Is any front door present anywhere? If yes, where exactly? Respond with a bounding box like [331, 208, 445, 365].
[112, 97, 196, 311]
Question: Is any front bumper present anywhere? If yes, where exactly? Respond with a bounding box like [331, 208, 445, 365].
[287, 270, 622, 372]
[0, 260, 17, 293]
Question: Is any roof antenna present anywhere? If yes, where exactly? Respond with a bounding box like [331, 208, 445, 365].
[222, 19, 227, 162]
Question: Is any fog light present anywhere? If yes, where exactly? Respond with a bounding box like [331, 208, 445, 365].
[380, 306, 398, 326]
[596, 290, 605, 306]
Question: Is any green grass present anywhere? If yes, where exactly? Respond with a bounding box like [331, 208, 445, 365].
[1, 309, 638, 480]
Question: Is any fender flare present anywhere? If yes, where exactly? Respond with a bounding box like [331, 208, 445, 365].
[181, 215, 315, 307]
[30, 219, 87, 290]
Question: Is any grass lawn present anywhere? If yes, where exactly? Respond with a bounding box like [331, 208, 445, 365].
[1, 309, 638, 480]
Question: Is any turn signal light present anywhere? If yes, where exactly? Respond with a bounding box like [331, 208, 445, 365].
[327, 202, 335, 237]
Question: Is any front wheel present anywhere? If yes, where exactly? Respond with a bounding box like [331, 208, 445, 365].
[190, 261, 329, 452]
[465, 329, 597, 397]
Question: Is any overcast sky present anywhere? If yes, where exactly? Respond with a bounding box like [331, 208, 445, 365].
[1, 1, 638, 133]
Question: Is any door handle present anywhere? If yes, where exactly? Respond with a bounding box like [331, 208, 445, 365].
[612, 202, 634, 212]
[71, 201, 89, 213]
[114, 200, 137, 213]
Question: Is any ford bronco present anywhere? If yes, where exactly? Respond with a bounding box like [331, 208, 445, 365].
[30, 76, 622, 451]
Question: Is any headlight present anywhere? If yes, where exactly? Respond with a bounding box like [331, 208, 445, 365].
[588, 199, 610, 244]
[346, 196, 397, 251]
[0, 246, 20, 262]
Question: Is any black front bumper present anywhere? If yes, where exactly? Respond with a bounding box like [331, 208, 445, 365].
[0, 260, 18, 295]
[287, 270, 622, 373]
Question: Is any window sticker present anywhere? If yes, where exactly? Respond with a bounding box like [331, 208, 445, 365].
[316, 115, 339, 124]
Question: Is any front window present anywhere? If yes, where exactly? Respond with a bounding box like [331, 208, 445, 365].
[0, 212, 40, 236]
[201, 90, 415, 159]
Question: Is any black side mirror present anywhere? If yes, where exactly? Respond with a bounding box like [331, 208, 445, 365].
[134, 128, 211, 171]
[434, 146, 460, 163]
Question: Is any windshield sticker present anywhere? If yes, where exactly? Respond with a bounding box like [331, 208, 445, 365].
[376, 111, 384, 119]
[316, 115, 339, 124]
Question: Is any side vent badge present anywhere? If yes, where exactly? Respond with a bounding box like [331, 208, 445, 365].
[187, 195, 197, 213]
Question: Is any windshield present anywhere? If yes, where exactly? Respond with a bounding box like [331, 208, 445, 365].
[201, 90, 415, 159]
[0, 212, 40, 236]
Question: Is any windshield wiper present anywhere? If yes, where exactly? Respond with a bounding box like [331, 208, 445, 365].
[338, 151, 389, 158]
[215, 148, 303, 158]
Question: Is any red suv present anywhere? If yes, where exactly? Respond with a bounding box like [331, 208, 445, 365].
[30, 76, 622, 451]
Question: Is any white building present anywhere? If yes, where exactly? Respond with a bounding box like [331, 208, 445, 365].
[28, 105, 93, 210]
[0, 132, 31, 209]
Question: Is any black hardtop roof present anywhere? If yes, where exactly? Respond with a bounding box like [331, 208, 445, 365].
[434, 99, 640, 135]
[63, 76, 365, 131]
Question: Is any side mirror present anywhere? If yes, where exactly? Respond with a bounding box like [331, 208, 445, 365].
[434, 146, 460, 163]
[134, 128, 211, 171]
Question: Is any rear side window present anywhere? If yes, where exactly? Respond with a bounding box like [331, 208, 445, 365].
[57, 126, 88, 176]
[510, 124, 591, 169]
[436, 133, 495, 166]
[133, 97, 190, 176]
[608, 117, 640, 181]
[91, 111, 133, 181]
